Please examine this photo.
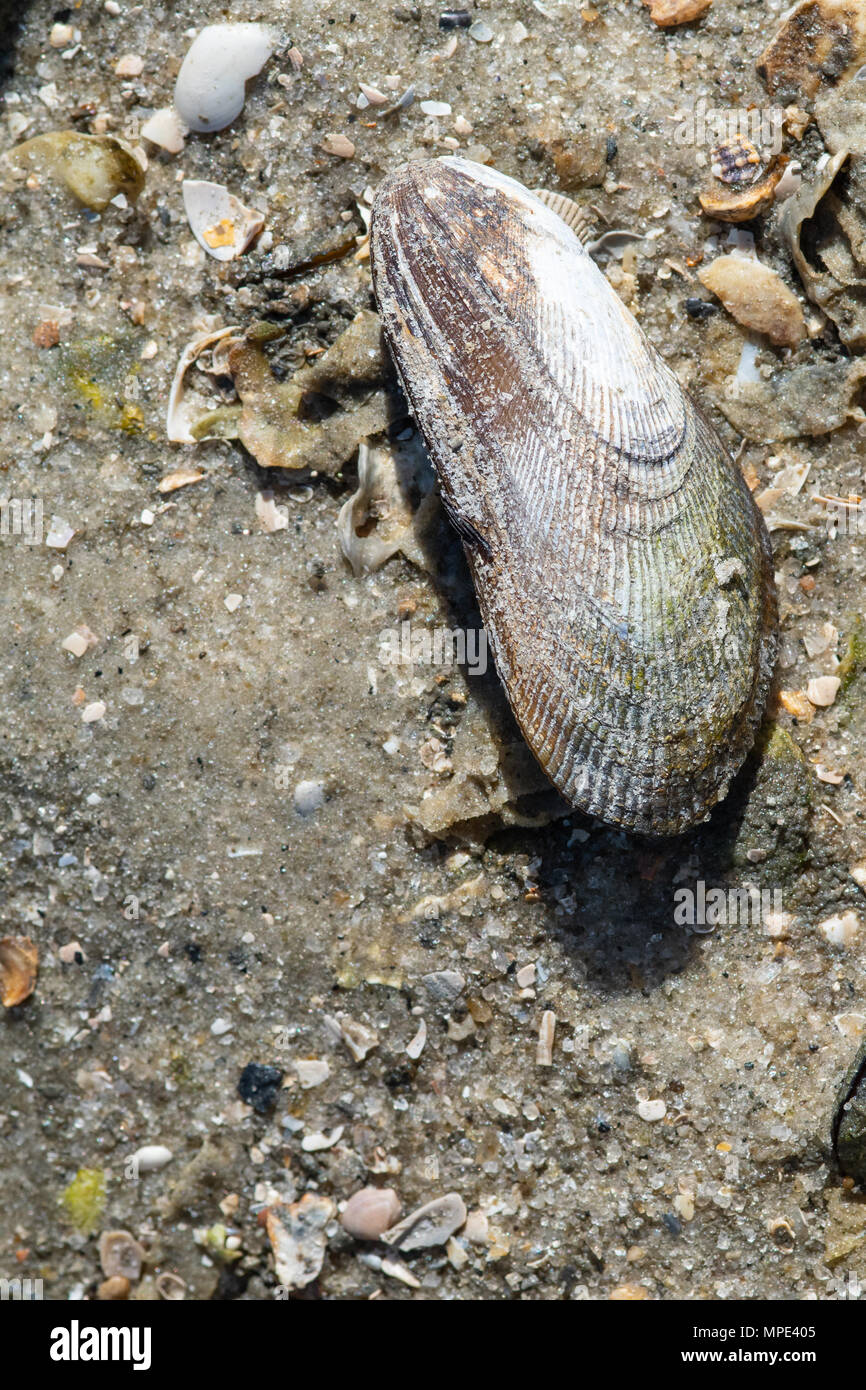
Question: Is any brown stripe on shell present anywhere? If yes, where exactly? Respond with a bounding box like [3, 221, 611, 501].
[370, 157, 778, 836]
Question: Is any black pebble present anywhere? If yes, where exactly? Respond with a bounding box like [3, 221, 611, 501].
[439, 9, 471, 28]
[684, 297, 717, 320]
[238, 1062, 284, 1114]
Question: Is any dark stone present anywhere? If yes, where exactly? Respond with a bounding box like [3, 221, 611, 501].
[685, 297, 718, 319]
[439, 10, 471, 28]
[238, 1062, 284, 1114]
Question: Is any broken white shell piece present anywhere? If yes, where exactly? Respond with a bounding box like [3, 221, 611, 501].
[46, 517, 76, 549]
[337, 437, 438, 575]
[182, 180, 265, 262]
[167, 325, 239, 444]
[140, 106, 188, 154]
[174, 23, 278, 134]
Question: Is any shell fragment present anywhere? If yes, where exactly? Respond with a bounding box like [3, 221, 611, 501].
[182, 181, 264, 262]
[174, 24, 278, 134]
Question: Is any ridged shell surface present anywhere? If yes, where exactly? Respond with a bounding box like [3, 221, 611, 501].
[370, 157, 778, 836]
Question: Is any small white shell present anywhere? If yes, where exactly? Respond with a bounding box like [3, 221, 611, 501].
[141, 106, 188, 154]
[174, 23, 278, 134]
[182, 179, 264, 261]
[131, 1144, 173, 1172]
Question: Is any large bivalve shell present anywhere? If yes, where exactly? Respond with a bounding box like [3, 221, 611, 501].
[370, 158, 778, 836]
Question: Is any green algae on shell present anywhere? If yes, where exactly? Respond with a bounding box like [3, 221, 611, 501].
[370, 156, 779, 836]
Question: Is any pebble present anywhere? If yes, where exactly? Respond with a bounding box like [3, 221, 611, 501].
[447, 1236, 469, 1269]
[114, 54, 144, 77]
[382, 1192, 467, 1251]
[224, 593, 243, 613]
[58, 941, 85, 964]
[807, 676, 841, 707]
[81, 702, 106, 724]
[439, 9, 472, 28]
[779, 689, 814, 722]
[359, 81, 387, 105]
[237, 1062, 283, 1114]
[294, 1058, 330, 1089]
[341, 1186, 402, 1240]
[420, 100, 452, 116]
[819, 911, 860, 948]
[293, 779, 324, 816]
[673, 1191, 696, 1222]
[132, 1144, 173, 1172]
[850, 861, 866, 891]
[321, 133, 356, 158]
[469, 20, 494, 42]
[642, 0, 711, 25]
[447, 1014, 476, 1041]
[420, 969, 465, 1004]
[61, 629, 92, 658]
[463, 1209, 489, 1244]
[638, 1098, 667, 1122]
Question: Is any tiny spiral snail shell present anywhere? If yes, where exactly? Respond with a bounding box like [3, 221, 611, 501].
[370, 158, 778, 835]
